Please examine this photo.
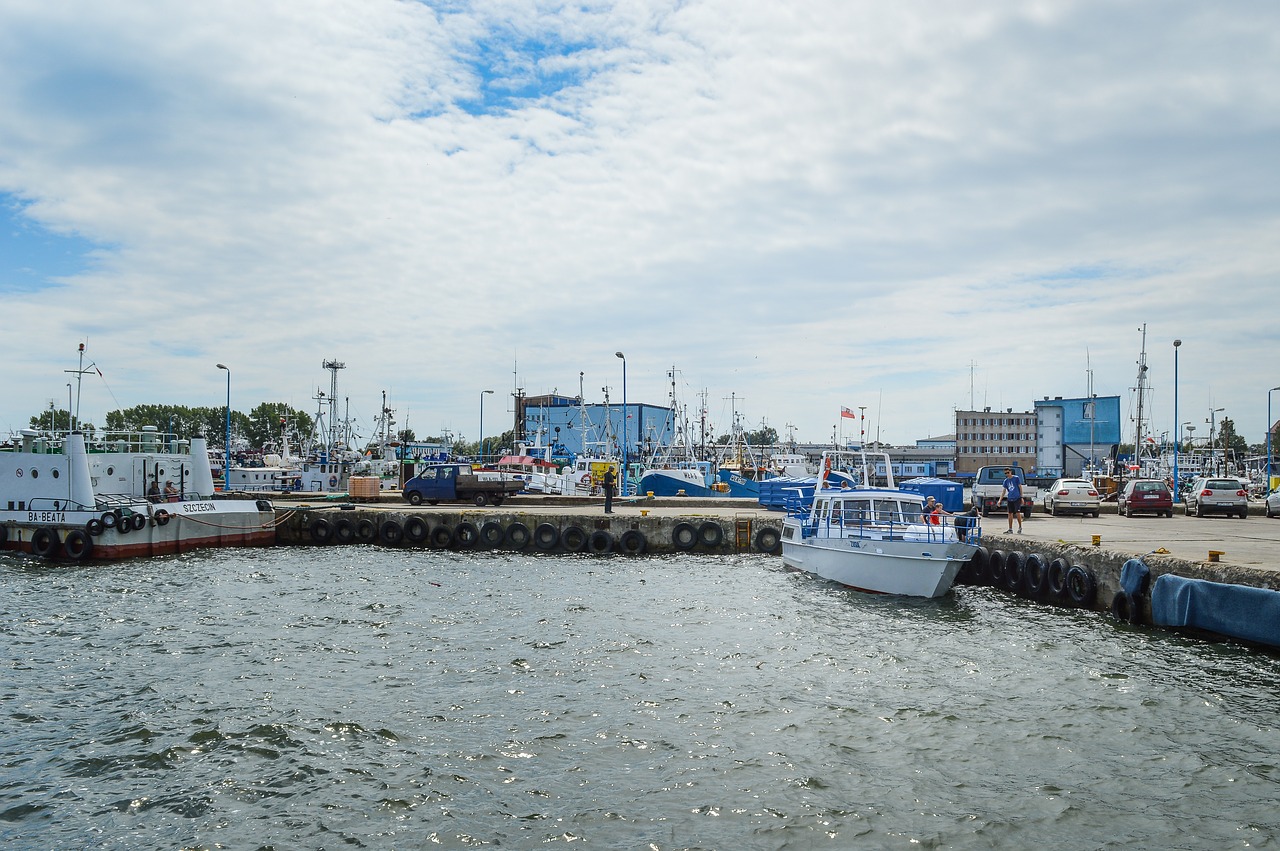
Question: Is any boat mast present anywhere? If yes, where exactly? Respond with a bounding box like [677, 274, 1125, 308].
[1133, 325, 1149, 477]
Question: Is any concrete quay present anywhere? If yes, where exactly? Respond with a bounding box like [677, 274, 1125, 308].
[271, 493, 1280, 618]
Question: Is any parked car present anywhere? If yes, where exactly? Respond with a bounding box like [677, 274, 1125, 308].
[1118, 479, 1174, 518]
[1042, 478, 1101, 517]
[1183, 477, 1250, 518]
[1266, 488, 1280, 518]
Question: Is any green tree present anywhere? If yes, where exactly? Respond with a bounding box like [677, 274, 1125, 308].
[246, 403, 314, 450]
[29, 408, 74, 431]
[1217, 417, 1248, 459]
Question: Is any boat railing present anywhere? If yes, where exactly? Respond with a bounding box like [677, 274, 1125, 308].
[785, 497, 981, 545]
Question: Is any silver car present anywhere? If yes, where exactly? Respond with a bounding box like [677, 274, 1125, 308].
[1266, 488, 1280, 518]
[1042, 478, 1101, 517]
[1183, 477, 1249, 518]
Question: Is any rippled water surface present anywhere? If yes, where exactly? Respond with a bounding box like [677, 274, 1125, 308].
[3, 546, 1279, 849]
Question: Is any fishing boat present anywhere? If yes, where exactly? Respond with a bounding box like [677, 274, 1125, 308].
[780, 450, 979, 597]
[1, 427, 276, 561]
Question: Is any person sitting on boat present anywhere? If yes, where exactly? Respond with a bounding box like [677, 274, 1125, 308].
[924, 496, 951, 525]
[164, 481, 179, 502]
[147, 480, 162, 503]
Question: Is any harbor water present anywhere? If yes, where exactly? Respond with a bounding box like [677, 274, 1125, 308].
[2, 547, 1278, 849]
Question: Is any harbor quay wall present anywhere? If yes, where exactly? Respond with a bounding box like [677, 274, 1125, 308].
[272, 497, 786, 556]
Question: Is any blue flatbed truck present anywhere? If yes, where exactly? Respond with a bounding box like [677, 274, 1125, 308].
[402, 462, 525, 507]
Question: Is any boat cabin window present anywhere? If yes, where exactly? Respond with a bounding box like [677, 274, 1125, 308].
[842, 498, 871, 523]
[899, 502, 924, 523]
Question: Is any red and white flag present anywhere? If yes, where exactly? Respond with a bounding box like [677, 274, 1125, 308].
[840, 406, 856, 419]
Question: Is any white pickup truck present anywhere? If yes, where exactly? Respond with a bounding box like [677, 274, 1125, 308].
[971, 465, 1037, 517]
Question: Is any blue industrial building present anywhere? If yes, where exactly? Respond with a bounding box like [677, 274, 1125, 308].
[517, 393, 675, 463]
[1035, 395, 1122, 477]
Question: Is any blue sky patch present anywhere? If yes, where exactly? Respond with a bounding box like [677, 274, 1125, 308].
[0, 195, 103, 291]
[457, 30, 593, 115]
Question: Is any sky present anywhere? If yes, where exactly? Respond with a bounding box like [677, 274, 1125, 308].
[1, 0, 1278, 451]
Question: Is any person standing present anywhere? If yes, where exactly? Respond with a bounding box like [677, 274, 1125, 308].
[602, 466, 617, 514]
[998, 467, 1023, 533]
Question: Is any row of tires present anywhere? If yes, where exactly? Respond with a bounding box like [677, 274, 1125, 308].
[7, 507, 171, 561]
[306, 516, 785, 555]
[957, 546, 1099, 608]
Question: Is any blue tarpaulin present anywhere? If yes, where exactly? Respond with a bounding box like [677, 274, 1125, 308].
[899, 477, 965, 512]
[1150, 574, 1280, 648]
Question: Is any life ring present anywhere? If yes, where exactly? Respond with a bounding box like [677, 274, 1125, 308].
[505, 522, 531, 550]
[454, 521, 480, 548]
[329, 475, 338, 488]
[1065, 565, 1097, 608]
[533, 523, 560, 551]
[86, 517, 105, 537]
[672, 522, 697, 550]
[753, 526, 782, 554]
[1047, 558, 1070, 599]
[379, 519, 404, 546]
[987, 550, 1007, 587]
[1023, 554, 1048, 599]
[588, 530, 614, 554]
[480, 521, 505, 548]
[561, 525, 588, 553]
[154, 509, 171, 527]
[430, 525, 454, 548]
[100, 510, 119, 530]
[333, 519, 355, 544]
[131, 513, 147, 531]
[697, 521, 723, 549]
[579, 473, 592, 488]
[821, 455, 832, 486]
[1003, 551, 1026, 593]
[31, 527, 60, 558]
[1111, 591, 1140, 624]
[358, 518, 381, 544]
[310, 517, 333, 544]
[403, 517, 427, 545]
[619, 529, 647, 555]
[63, 529, 92, 561]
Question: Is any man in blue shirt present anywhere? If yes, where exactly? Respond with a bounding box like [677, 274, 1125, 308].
[999, 467, 1023, 534]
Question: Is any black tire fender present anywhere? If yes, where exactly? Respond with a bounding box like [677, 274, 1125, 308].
[562, 525, 588, 553]
[1023, 554, 1048, 599]
[1111, 591, 1140, 624]
[63, 529, 92, 560]
[359, 518, 382, 544]
[31, 527, 60, 558]
[154, 509, 171, 527]
[480, 521, 505, 548]
[1003, 551, 1026, 593]
[505, 522, 531, 550]
[970, 546, 991, 585]
[430, 525, 454, 548]
[333, 518, 355, 544]
[988, 550, 1007, 588]
[588, 530, 613, 554]
[379, 519, 404, 546]
[86, 517, 105, 537]
[310, 517, 332, 544]
[402, 517, 428, 545]
[672, 522, 697, 550]
[455, 521, 480, 548]
[1066, 565, 1097, 608]
[1047, 557, 1070, 599]
[619, 529, 646, 555]
[753, 526, 782, 554]
[101, 510, 120, 530]
[697, 521, 723, 548]
[131, 513, 147, 531]
[533, 523, 559, 551]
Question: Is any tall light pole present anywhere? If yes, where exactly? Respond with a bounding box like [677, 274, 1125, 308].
[1268, 386, 1280, 493]
[615, 352, 627, 495]
[1173, 339, 1181, 490]
[216, 363, 231, 491]
[479, 389, 494, 464]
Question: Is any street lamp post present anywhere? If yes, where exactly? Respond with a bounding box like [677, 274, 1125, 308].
[1173, 340, 1181, 490]
[479, 389, 494, 465]
[615, 352, 627, 496]
[216, 364, 231, 491]
[1268, 386, 1280, 493]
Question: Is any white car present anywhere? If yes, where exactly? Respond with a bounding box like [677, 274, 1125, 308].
[1266, 488, 1280, 519]
[1042, 478, 1101, 517]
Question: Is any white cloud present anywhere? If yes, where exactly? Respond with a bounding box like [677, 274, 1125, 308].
[0, 0, 1276, 449]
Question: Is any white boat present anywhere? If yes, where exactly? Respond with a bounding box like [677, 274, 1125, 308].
[1, 427, 276, 561]
[780, 450, 979, 598]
